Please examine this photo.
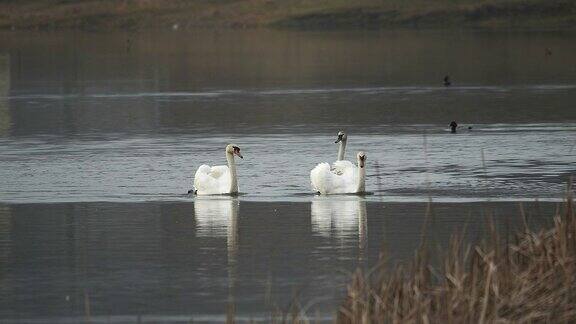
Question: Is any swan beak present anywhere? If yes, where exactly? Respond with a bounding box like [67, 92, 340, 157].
[359, 156, 366, 168]
[235, 152, 243, 159]
[335, 136, 343, 143]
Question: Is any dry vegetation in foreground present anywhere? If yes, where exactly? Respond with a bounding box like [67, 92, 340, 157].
[336, 192, 576, 323]
[0, 0, 575, 30]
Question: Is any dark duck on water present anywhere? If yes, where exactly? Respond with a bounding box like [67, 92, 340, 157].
[450, 121, 458, 133]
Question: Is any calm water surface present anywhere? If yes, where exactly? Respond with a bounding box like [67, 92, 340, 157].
[0, 29, 575, 322]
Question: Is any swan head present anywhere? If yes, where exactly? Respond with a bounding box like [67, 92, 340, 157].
[335, 131, 347, 143]
[226, 144, 243, 159]
[357, 151, 366, 168]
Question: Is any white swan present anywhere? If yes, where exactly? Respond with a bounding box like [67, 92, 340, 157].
[335, 131, 347, 161]
[311, 151, 367, 194]
[333, 131, 350, 175]
[193, 144, 243, 195]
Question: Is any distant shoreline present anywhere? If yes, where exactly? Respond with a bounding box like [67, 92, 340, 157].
[1, 0, 575, 31]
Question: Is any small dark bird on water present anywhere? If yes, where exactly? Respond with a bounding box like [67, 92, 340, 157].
[443, 75, 451, 86]
[449, 121, 458, 133]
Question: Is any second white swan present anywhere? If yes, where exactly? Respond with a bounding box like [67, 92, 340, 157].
[310, 151, 367, 194]
[335, 130, 347, 161]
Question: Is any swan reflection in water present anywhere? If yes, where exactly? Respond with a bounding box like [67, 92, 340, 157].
[194, 197, 239, 313]
[194, 197, 239, 255]
[311, 196, 368, 255]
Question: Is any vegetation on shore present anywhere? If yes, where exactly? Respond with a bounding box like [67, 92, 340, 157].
[0, 0, 575, 31]
[336, 192, 576, 323]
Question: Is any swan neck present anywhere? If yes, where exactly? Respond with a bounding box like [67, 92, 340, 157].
[337, 138, 347, 161]
[357, 163, 366, 193]
[226, 152, 239, 193]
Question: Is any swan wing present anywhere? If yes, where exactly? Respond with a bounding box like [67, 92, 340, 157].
[336, 163, 359, 193]
[208, 165, 230, 179]
[332, 160, 355, 175]
[312, 160, 359, 194]
[194, 164, 231, 195]
[310, 162, 332, 194]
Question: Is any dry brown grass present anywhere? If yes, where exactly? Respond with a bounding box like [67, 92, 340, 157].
[337, 190, 576, 323]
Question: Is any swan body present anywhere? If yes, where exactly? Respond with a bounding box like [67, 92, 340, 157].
[311, 152, 366, 194]
[193, 144, 243, 195]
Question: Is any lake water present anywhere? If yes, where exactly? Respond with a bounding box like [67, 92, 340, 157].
[0, 29, 575, 322]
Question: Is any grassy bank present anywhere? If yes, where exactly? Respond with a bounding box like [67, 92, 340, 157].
[0, 0, 575, 31]
[336, 194, 576, 323]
